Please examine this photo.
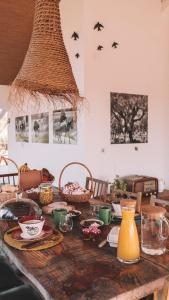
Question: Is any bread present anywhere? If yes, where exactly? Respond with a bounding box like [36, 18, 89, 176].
[1, 184, 18, 193]
[42, 202, 74, 214]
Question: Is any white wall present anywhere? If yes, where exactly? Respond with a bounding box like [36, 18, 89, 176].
[0, 85, 9, 110]
[83, 0, 169, 186]
[3, 0, 169, 187]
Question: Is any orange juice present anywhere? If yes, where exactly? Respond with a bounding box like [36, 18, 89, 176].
[117, 206, 140, 264]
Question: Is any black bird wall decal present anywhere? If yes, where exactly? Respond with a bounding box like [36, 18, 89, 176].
[75, 53, 80, 58]
[94, 22, 104, 31]
[97, 45, 103, 51]
[71, 32, 79, 40]
[112, 42, 119, 48]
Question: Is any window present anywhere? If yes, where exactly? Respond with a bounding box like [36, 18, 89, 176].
[0, 108, 8, 156]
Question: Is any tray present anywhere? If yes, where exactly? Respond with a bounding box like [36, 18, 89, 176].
[4, 227, 63, 251]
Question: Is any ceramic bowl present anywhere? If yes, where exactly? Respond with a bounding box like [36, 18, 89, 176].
[18, 215, 45, 239]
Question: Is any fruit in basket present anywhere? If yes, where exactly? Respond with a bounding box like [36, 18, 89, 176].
[19, 163, 30, 173]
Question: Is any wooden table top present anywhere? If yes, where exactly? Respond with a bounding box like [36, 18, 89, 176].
[0, 201, 169, 300]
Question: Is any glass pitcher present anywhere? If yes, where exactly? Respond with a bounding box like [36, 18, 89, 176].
[141, 205, 169, 255]
[117, 199, 140, 264]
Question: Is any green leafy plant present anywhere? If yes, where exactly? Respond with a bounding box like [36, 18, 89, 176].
[111, 176, 128, 192]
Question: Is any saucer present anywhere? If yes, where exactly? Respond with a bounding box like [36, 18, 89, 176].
[11, 225, 53, 242]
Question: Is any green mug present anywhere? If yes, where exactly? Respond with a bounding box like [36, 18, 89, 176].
[99, 206, 111, 225]
[52, 208, 67, 227]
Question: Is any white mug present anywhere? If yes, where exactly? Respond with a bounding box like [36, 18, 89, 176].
[112, 202, 122, 217]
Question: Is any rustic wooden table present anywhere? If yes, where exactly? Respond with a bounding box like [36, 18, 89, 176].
[0, 201, 169, 300]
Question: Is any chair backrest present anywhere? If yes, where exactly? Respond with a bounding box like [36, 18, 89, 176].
[150, 195, 169, 217]
[111, 189, 142, 213]
[85, 177, 109, 201]
[162, 276, 169, 300]
[0, 173, 18, 186]
[0, 156, 19, 186]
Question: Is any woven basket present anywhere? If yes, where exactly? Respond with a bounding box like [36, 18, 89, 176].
[11, 0, 82, 109]
[58, 162, 93, 203]
[0, 156, 19, 205]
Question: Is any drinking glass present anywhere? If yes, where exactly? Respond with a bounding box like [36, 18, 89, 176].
[90, 204, 100, 218]
[59, 213, 73, 233]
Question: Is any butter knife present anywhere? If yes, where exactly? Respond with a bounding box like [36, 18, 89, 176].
[21, 236, 57, 249]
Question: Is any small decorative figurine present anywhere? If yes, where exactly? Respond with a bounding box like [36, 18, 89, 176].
[112, 42, 119, 48]
[71, 32, 79, 40]
[94, 22, 104, 31]
[97, 45, 103, 51]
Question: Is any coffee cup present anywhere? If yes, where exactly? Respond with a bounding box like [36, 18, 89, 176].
[99, 206, 111, 225]
[52, 208, 67, 227]
[18, 216, 45, 239]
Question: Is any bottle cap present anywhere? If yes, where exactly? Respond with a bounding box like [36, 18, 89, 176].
[142, 205, 166, 219]
[120, 199, 136, 208]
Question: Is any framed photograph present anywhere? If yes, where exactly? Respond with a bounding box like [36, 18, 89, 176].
[110, 92, 148, 144]
[53, 109, 77, 144]
[15, 115, 29, 142]
[31, 113, 49, 143]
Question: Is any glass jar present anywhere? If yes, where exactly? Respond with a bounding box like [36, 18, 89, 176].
[117, 199, 140, 264]
[39, 183, 53, 205]
[141, 205, 169, 255]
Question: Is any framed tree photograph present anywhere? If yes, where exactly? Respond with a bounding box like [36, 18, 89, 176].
[15, 115, 29, 142]
[31, 113, 49, 143]
[110, 92, 148, 144]
[53, 109, 77, 144]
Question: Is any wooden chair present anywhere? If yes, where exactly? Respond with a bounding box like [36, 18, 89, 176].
[85, 177, 109, 202]
[111, 189, 142, 213]
[0, 156, 19, 186]
[150, 195, 169, 217]
[0, 173, 18, 186]
[152, 276, 169, 300]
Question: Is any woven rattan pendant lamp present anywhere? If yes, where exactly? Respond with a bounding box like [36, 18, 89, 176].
[11, 0, 81, 108]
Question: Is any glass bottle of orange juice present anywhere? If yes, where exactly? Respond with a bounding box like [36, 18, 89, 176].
[117, 199, 140, 264]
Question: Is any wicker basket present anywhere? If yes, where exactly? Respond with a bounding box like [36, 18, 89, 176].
[58, 162, 93, 203]
[0, 156, 19, 205]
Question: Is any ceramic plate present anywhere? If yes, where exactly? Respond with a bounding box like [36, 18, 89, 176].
[80, 218, 104, 228]
[70, 210, 81, 218]
[11, 225, 53, 242]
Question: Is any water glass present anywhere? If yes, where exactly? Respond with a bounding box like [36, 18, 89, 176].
[90, 204, 100, 217]
[59, 213, 73, 233]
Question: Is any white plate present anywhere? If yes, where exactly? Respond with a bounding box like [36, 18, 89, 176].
[80, 218, 104, 228]
[20, 232, 40, 240]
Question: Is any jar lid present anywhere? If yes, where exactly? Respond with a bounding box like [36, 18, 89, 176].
[120, 199, 136, 208]
[142, 205, 166, 218]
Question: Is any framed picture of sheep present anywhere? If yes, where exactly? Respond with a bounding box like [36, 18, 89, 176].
[31, 112, 49, 143]
[110, 92, 148, 144]
[15, 115, 29, 142]
[53, 109, 77, 144]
